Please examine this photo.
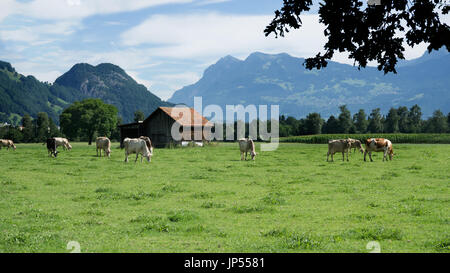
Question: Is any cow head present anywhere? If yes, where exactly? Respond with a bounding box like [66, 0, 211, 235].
[53, 151, 59, 157]
[251, 151, 256, 160]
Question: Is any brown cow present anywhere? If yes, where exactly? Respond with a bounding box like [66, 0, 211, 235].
[139, 136, 153, 154]
[348, 138, 364, 154]
[364, 138, 394, 162]
[327, 139, 351, 162]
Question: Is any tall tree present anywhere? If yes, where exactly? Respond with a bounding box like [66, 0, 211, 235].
[133, 110, 145, 122]
[447, 112, 450, 133]
[48, 117, 60, 137]
[323, 115, 340, 134]
[367, 108, 383, 133]
[36, 112, 49, 142]
[60, 99, 118, 145]
[304, 112, 324, 135]
[408, 104, 422, 133]
[353, 109, 368, 133]
[424, 110, 448, 133]
[265, 0, 449, 73]
[396, 106, 410, 132]
[21, 114, 34, 142]
[337, 105, 353, 133]
[385, 107, 400, 133]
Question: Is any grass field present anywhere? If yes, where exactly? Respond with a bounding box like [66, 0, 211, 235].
[0, 142, 449, 253]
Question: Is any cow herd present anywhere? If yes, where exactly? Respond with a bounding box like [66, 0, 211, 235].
[1, 136, 394, 163]
[327, 138, 394, 162]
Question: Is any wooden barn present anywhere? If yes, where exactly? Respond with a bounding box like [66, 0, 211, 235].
[118, 107, 213, 147]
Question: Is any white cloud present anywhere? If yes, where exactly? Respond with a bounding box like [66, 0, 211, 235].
[1, 0, 194, 21]
[195, 0, 231, 6]
[121, 13, 326, 59]
[0, 20, 81, 43]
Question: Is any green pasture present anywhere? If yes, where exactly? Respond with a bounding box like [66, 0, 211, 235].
[0, 142, 448, 252]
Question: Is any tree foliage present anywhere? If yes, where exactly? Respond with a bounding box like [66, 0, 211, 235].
[59, 99, 118, 144]
[265, 0, 449, 73]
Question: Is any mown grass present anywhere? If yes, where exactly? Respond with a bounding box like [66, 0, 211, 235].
[0, 142, 448, 253]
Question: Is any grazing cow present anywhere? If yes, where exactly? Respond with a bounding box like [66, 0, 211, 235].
[123, 138, 152, 163]
[96, 137, 111, 158]
[327, 139, 351, 162]
[46, 138, 58, 157]
[0, 139, 16, 150]
[54, 137, 72, 151]
[364, 138, 394, 162]
[348, 138, 364, 154]
[139, 136, 154, 155]
[239, 138, 256, 161]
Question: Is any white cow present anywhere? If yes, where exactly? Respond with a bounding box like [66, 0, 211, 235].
[0, 139, 16, 150]
[327, 139, 351, 162]
[239, 138, 256, 160]
[123, 138, 152, 163]
[54, 137, 72, 150]
[96, 137, 111, 157]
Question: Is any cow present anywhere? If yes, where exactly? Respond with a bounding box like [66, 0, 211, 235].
[364, 138, 394, 162]
[348, 138, 364, 154]
[139, 136, 154, 155]
[54, 137, 72, 151]
[123, 137, 152, 163]
[239, 138, 256, 161]
[327, 139, 351, 162]
[96, 137, 111, 158]
[0, 139, 16, 150]
[46, 138, 58, 157]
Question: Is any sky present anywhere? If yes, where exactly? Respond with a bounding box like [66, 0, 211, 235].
[0, 0, 444, 101]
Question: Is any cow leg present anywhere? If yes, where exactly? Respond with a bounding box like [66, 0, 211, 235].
[369, 152, 373, 162]
[241, 152, 244, 161]
[326, 152, 329, 162]
[364, 151, 367, 161]
[346, 150, 349, 161]
[124, 152, 129, 162]
[135, 153, 139, 163]
[383, 149, 387, 162]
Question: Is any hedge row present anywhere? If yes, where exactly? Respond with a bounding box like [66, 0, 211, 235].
[280, 134, 450, 144]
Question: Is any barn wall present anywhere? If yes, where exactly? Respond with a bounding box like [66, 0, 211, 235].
[144, 109, 176, 147]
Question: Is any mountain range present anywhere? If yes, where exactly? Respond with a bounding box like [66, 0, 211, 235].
[1, 48, 448, 125]
[0, 62, 171, 124]
[169, 49, 450, 118]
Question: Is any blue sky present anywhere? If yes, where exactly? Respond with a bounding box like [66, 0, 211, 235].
[0, 0, 441, 100]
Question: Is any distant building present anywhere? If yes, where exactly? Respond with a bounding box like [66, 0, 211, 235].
[118, 107, 213, 147]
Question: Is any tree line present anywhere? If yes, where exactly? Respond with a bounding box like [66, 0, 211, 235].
[279, 105, 450, 137]
[1, 100, 449, 143]
[0, 99, 150, 144]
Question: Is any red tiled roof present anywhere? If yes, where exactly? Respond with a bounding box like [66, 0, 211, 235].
[159, 107, 213, 127]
